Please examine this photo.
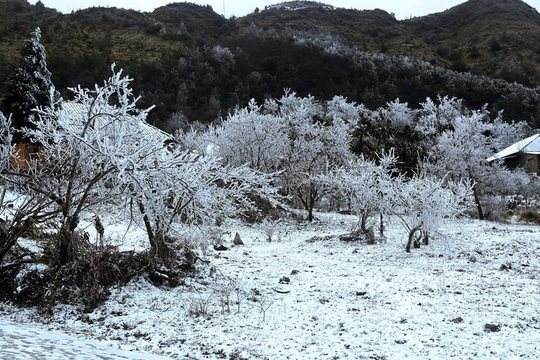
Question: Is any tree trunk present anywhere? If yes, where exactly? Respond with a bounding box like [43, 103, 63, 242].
[297, 187, 317, 222]
[360, 212, 368, 232]
[406, 226, 423, 252]
[422, 231, 429, 245]
[472, 185, 484, 220]
[138, 201, 172, 264]
[307, 206, 314, 222]
[58, 215, 79, 266]
[379, 212, 384, 236]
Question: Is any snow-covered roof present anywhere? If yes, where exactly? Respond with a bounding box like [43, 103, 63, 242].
[487, 134, 540, 162]
[60, 102, 172, 143]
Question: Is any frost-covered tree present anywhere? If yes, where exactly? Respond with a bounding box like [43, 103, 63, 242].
[1, 28, 58, 137]
[325, 95, 365, 125]
[191, 92, 358, 221]
[0, 112, 13, 173]
[21, 66, 156, 264]
[423, 107, 528, 220]
[14, 65, 277, 264]
[187, 99, 287, 173]
[265, 92, 356, 221]
[326, 152, 399, 234]
[122, 147, 276, 261]
[416, 96, 465, 140]
[392, 174, 473, 252]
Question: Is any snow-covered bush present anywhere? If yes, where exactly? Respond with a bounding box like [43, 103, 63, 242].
[392, 173, 473, 252]
[259, 218, 282, 242]
[325, 152, 400, 234]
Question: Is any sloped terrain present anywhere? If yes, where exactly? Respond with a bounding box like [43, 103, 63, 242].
[404, 0, 540, 85]
[2, 0, 540, 127]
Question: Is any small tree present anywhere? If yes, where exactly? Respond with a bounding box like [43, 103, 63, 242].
[424, 109, 528, 220]
[188, 99, 287, 173]
[326, 152, 399, 234]
[1, 28, 58, 137]
[123, 149, 277, 261]
[23, 66, 155, 265]
[4, 65, 278, 265]
[392, 173, 473, 252]
[264, 92, 356, 221]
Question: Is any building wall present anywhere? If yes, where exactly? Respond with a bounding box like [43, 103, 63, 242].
[11, 142, 41, 169]
[523, 154, 540, 174]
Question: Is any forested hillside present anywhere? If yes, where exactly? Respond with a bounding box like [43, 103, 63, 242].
[1, 0, 540, 127]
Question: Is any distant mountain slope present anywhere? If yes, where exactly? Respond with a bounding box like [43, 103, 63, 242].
[1, 0, 540, 127]
[240, 4, 438, 62]
[404, 0, 540, 85]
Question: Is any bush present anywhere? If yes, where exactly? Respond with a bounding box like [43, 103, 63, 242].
[518, 208, 540, 224]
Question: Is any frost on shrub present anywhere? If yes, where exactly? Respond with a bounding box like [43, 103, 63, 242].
[325, 151, 399, 235]
[392, 174, 473, 252]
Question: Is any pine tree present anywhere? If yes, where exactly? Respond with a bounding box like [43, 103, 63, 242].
[1, 27, 58, 139]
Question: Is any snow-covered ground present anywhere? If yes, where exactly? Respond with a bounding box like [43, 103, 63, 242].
[2, 212, 540, 359]
[0, 319, 168, 359]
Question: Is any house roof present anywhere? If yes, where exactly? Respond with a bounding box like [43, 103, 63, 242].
[487, 134, 540, 162]
[60, 102, 172, 142]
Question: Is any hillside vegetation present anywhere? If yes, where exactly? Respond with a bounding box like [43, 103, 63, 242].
[1, 0, 540, 126]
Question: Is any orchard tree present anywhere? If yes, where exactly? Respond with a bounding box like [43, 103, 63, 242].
[326, 152, 399, 235]
[125, 150, 276, 261]
[424, 108, 529, 220]
[1, 28, 58, 137]
[185, 99, 287, 173]
[23, 66, 156, 265]
[392, 173, 473, 252]
[14, 65, 277, 265]
[192, 91, 358, 221]
[266, 92, 357, 221]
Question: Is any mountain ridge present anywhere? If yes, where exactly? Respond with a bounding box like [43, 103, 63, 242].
[1, 0, 540, 126]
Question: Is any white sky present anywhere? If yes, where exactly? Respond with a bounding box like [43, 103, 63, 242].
[29, 0, 540, 20]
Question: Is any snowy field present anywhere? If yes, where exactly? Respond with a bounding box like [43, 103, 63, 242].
[2, 212, 540, 359]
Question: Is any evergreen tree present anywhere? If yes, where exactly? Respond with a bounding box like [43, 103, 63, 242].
[1, 27, 58, 139]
